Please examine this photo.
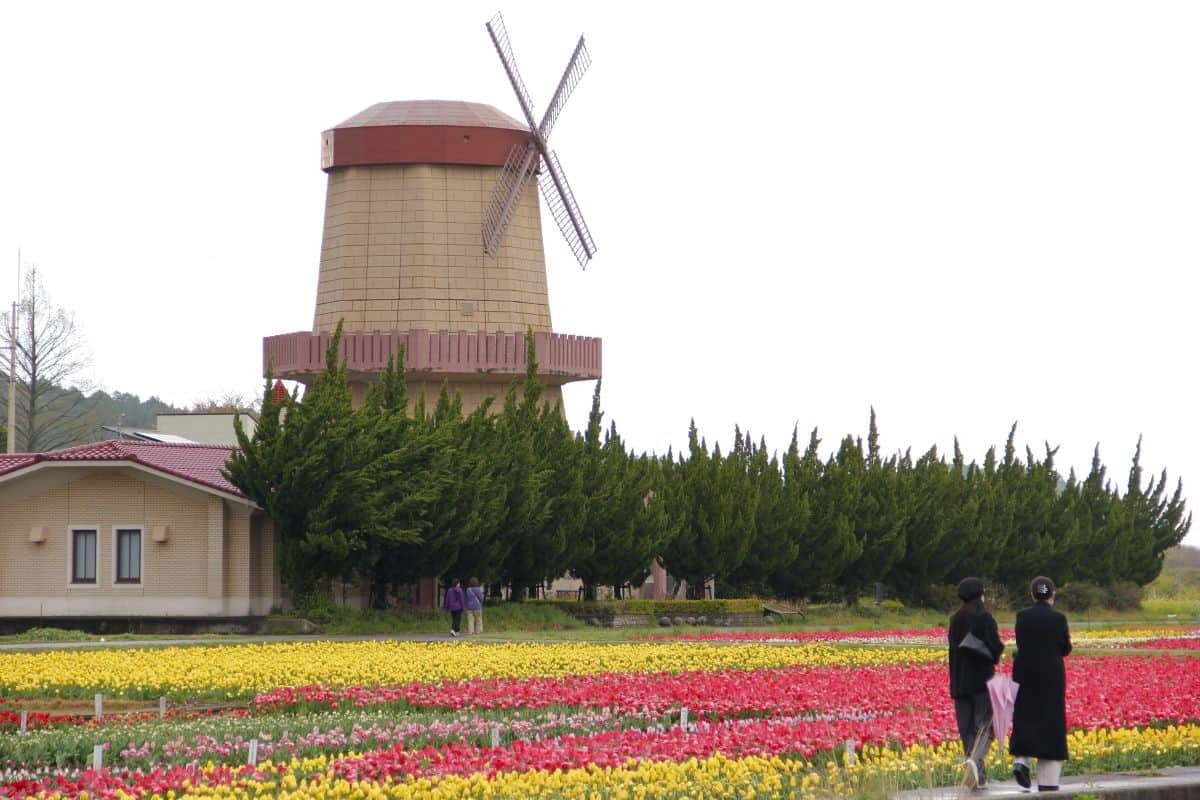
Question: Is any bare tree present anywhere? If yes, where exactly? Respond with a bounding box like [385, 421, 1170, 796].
[0, 267, 96, 451]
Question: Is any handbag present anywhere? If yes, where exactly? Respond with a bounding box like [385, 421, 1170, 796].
[959, 631, 993, 660]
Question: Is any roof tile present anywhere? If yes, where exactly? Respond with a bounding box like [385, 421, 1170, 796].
[0, 441, 244, 497]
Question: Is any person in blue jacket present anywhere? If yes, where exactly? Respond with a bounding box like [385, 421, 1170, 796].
[466, 577, 486, 635]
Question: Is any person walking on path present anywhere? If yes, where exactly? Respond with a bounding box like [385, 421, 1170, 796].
[466, 577, 486, 635]
[1010, 575, 1073, 792]
[948, 577, 1005, 789]
[444, 578, 466, 638]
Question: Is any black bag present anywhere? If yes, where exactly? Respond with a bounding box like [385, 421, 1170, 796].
[958, 631, 993, 660]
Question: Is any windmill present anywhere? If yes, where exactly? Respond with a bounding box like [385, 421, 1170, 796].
[264, 16, 603, 420]
[483, 12, 597, 269]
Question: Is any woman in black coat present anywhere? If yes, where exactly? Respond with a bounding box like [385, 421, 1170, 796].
[1009, 575, 1072, 792]
[948, 577, 1005, 789]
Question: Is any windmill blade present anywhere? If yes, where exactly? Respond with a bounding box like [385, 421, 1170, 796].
[537, 36, 590, 143]
[483, 142, 539, 256]
[538, 150, 596, 268]
[485, 13, 539, 133]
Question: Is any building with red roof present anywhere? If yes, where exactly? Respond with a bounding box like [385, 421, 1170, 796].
[0, 441, 281, 619]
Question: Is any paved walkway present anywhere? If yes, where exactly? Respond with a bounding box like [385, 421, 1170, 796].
[896, 767, 1200, 799]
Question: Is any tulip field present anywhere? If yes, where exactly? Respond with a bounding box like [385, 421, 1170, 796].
[1, 627, 1199, 799]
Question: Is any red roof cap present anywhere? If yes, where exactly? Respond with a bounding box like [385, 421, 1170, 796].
[322, 100, 531, 171]
[0, 440, 244, 498]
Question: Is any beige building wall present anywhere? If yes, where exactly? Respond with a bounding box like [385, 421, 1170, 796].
[0, 469, 278, 616]
[313, 164, 552, 336]
[157, 413, 257, 446]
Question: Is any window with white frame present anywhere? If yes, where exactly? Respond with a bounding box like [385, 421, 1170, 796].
[115, 528, 142, 584]
[72, 529, 97, 584]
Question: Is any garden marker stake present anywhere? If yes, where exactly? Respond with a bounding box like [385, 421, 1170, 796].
[248, 739, 259, 765]
[92, 744, 103, 769]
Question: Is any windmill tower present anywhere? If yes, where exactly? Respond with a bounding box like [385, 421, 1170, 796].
[264, 13, 601, 411]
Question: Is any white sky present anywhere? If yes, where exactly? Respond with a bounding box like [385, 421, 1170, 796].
[1, 2, 1196, 546]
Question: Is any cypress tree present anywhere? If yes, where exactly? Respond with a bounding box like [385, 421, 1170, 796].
[727, 436, 797, 596]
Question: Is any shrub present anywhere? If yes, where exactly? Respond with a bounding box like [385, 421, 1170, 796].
[1105, 582, 1144, 611]
[925, 584, 962, 613]
[1057, 582, 1106, 612]
[548, 599, 762, 617]
[9, 627, 88, 642]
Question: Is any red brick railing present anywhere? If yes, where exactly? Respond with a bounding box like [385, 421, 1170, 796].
[263, 329, 601, 384]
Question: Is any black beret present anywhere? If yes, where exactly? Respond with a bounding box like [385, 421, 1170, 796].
[957, 577, 985, 602]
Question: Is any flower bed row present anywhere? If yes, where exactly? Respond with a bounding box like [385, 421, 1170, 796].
[255, 654, 1200, 730]
[2, 634, 1199, 799]
[5, 653, 1195, 776]
[0, 707, 660, 772]
[649, 625, 1200, 647]
[6, 721, 1200, 800]
[0, 641, 940, 700]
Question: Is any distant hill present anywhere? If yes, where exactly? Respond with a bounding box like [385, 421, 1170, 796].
[84, 390, 185, 432]
[1165, 544, 1200, 571]
[0, 380, 187, 452]
[1150, 544, 1200, 600]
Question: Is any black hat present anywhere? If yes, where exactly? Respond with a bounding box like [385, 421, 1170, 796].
[956, 577, 985, 602]
[1031, 576, 1055, 599]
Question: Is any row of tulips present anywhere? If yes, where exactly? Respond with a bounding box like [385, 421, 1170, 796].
[4, 653, 1197, 765]
[7, 653, 1186, 776]
[649, 625, 1200, 647]
[0, 706, 251, 735]
[0, 641, 940, 700]
[254, 655, 1200, 730]
[6, 721, 1200, 800]
[1, 706, 661, 772]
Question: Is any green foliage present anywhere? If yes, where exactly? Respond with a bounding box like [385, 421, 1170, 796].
[1107, 581, 1145, 611]
[1057, 581, 1108, 612]
[560, 599, 762, 616]
[571, 382, 677, 599]
[282, 599, 584, 635]
[659, 422, 759, 595]
[225, 328, 1190, 609]
[6, 626, 88, 642]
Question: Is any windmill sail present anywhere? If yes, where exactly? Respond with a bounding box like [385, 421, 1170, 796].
[483, 142, 540, 257]
[486, 14, 539, 130]
[482, 12, 597, 269]
[539, 150, 596, 268]
[538, 37, 590, 142]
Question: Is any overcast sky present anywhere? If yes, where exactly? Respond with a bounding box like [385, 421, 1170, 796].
[1, 2, 1196, 546]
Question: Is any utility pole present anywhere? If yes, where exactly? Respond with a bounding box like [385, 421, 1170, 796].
[7, 249, 17, 453]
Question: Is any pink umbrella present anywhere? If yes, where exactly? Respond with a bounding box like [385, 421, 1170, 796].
[987, 673, 1020, 745]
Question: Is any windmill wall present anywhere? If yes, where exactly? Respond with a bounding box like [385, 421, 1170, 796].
[264, 100, 597, 415]
[313, 164, 553, 336]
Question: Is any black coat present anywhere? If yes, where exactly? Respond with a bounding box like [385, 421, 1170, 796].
[948, 602, 1004, 698]
[1009, 601, 1072, 760]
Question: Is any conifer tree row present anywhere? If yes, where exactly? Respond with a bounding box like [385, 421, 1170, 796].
[225, 328, 1192, 605]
